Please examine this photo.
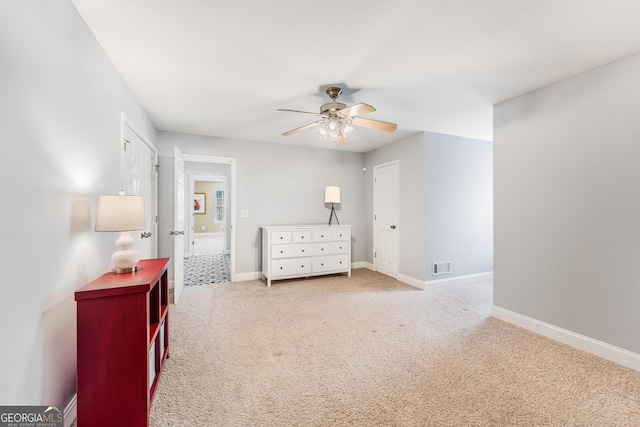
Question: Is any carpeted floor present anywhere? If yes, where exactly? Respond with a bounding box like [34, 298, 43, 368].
[149, 269, 640, 426]
[183, 254, 230, 286]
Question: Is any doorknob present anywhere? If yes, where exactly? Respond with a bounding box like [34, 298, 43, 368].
[141, 232, 152, 239]
[169, 230, 185, 236]
[390, 225, 397, 230]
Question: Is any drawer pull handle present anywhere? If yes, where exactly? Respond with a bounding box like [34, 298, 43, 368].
[280, 250, 283, 254]
[321, 263, 324, 266]
[302, 249, 304, 253]
[280, 267, 283, 270]
[302, 236, 304, 239]
[301, 265, 304, 268]
[321, 248, 324, 251]
[321, 235, 324, 238]
[280, 237, 283, 239]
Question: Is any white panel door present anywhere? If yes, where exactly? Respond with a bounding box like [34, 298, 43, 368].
[173, 147, 185, 303]
[374, 161, 399, 278]
[122, 116, 157, 260]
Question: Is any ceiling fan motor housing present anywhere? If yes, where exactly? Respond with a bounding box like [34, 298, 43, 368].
[321, 102, 347, 114]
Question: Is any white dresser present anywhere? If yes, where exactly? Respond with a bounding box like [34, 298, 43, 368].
[261, 224, 352, 287]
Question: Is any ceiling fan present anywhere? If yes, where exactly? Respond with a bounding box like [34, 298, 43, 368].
[278, 87, 397, 145]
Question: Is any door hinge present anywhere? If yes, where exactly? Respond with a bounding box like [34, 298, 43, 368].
[374, 252, 377, 258]
[123, 139, 131, 151]
[155, 164, 159, 172]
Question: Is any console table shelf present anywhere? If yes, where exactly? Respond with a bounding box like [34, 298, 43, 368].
[75, 258, 171, 427]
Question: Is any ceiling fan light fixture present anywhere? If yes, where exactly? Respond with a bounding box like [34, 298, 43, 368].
[318, 116, 350, 142]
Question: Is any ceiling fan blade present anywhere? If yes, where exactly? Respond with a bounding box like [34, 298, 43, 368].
[335, 137, 348, 146]
[351, 117, 397, 132]
[337, 103, 376, 117]
[282, 121, 322, 136]
[277, 108, 321, 116]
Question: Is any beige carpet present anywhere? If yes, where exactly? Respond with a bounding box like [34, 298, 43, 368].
[149, 269, 640, 426]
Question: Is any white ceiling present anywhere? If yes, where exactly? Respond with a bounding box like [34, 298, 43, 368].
[70, 0, 640, 152]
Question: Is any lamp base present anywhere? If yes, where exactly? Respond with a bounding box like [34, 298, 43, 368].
[328, 204, 340, 226]
[114, 265, 138, 274]
[111, 231, 140, 274]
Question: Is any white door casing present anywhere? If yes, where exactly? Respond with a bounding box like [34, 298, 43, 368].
[121, 113, 157, 260]
[173, 147, 185, 303]
[373, 160, 399, 278]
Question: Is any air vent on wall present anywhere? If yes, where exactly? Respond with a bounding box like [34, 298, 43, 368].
[432, 261, 452, 276]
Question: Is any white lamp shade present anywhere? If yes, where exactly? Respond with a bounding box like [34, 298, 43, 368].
[95, 194, 146, 232]
[324, 186, 341, 204]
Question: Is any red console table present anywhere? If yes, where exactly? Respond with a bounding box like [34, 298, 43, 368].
[75, 258, 171, 427]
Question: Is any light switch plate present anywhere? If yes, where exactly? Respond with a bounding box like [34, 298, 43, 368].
[240, 209, 249, 218]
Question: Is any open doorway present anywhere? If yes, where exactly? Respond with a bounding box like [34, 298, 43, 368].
[182, 172, 230, 286]
[176, 154, 236, 289]
[188, 175, 227, 256]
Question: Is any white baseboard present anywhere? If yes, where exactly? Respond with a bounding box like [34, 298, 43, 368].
[351, 261, 367, 269]
[234, 271, 262, 282]
[397, 273, 425, 289]
[363, 265, 491, 290]
[492, 305, 640, 372]
[425, 271, 494, 285]
[64, 394, 77, 427]
[362, 264, 424, 289]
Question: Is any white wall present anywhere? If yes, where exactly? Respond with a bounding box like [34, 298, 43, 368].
[425, 132, 493, 280]
[494, 52, 640, 354]
[155, 132, 366, 278]
[0, 0, 156, 407]
[364, 132, 493, 284]
[364, 133, 428, 281]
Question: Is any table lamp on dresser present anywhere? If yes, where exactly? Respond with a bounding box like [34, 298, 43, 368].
[325, 186, 341, 225]
[95, 191, 146, 273]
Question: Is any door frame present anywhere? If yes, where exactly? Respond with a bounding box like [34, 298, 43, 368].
[373, 160, 400, 278]
[120, 112, 158, 258]
[181, 153, 237, 282]
[188, 174, 227, 257]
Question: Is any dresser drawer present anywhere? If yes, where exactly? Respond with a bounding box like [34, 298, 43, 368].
[330, 228, 349, 241]
[271, 231, 291, 244]
[313, 254, 349, 273]
[292, 230, 312, 243]
[312, 230, 331, 242]
[312, 241, 348, 256]
[271, 243, 312, 258]
[272, 258, 312, 277]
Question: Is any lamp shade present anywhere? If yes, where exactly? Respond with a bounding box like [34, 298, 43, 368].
[324, 186, 341, 204]
[95, 194, 146, 232]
